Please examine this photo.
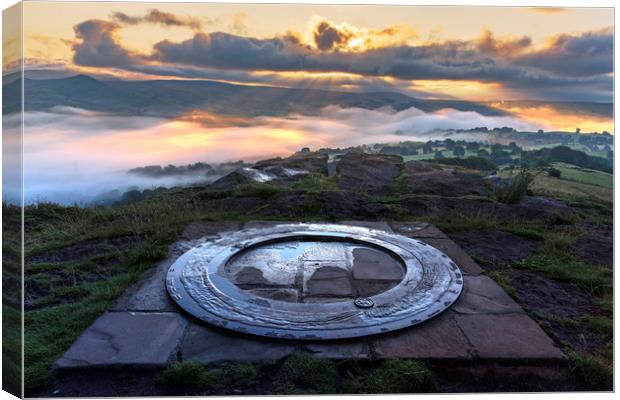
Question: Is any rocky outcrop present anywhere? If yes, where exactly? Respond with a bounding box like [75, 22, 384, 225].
[210, 169, 257, 189]
[337, 152, 404, 195]
[254, 152, 328, 176]
[403, 161, 488, 197]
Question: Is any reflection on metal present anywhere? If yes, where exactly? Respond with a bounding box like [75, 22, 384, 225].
[166, 224, 464, 340]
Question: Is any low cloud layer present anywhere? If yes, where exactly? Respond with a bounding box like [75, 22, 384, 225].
[66, 11, 613, 101]
[19, 105, 549, 204]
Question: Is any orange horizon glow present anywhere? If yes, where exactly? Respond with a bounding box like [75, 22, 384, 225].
[489, 103, 613, 133]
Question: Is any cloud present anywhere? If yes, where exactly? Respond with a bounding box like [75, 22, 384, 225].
[476, 29, 532, 56]
[70, 17, 613, 101]
[229, 12, 248, 35]
[313, 20, 354, 50]
[111, 9, 205, 30]
[72, 19, 134, 67]
[515, 28, 613, 77]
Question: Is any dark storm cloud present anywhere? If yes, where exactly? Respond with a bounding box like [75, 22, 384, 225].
[70, 17, 613, 101]
[111, 9, 205, 30]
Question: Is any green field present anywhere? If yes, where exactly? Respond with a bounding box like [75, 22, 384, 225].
[551, 162, 613, 189]
[500, 164, 613, 205]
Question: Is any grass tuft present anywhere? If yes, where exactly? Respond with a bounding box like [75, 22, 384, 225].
[345, 359, 437, 394]
[275, 354, 338, 394]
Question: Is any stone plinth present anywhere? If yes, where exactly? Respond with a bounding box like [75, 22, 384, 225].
[55, 220, 565, 372]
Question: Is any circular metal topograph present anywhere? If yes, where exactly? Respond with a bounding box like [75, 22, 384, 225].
[166, 223, 464, 340]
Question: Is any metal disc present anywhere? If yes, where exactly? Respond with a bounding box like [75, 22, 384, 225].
[166, 223, 464, 340]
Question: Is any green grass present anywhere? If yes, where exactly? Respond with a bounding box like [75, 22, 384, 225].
[513, 231, 612, 297]
[500, 167, 612, 205]
[275, 354, 338, 394]
[492, 170, 534, 204]
[551, 162, 613, 188]
[155, 362, 258, 395]
[345, 360, 437, 394]
[568, 351, 613, 391]
[291, 173, 339, 192]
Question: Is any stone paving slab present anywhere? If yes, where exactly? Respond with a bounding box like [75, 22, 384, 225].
[302, 341, 371, 360]
[54, 312, 188, 369]
[55, 220, 565, 371]
[455, 313, 565, 361]
[451, 275, 523, 315]
[181, 323, 297, 364]
[418, 237, 484, 274]
[374, 311, 473, 360]
[111, 258, 177, 312]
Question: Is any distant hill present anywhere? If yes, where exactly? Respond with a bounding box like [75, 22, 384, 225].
[3, 74, 612, 122]
[3, 74, 509, 118]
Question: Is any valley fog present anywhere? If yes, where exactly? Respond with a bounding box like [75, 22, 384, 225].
[17, 105, 546, 204]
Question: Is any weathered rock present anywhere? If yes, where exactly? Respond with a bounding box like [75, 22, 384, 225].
[571, 229, 613, 267]
[254, 152, 328, 176]
[403, 161, 488, 197]
[449, 230, 541, 268]
[54, 312, 188, 369]
[337, 152, 404, 195]
[261, 192, 316, 217]
[209, 169, 256, 189]
[321, 191, 391, 219]
[508, 271, 599, 318]
[514, 196, 573, 222]
[181, 323, 297, 364]
[401, 196, 502, 220]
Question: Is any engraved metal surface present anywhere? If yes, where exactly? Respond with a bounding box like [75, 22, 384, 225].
[166, 223, 464, 340]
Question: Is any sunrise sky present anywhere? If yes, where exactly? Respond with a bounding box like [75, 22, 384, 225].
[16, 3, 613, 102]
[3, 2, 615, 204]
